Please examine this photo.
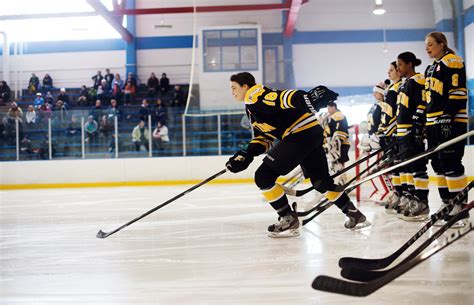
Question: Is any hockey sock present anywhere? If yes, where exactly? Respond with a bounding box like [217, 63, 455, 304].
[446, 174, 467, 201]
[414, 173, 429, 202]
[262, 184, 291, 217]
[332, 193, 354, 214]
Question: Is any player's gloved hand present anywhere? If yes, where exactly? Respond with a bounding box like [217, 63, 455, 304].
[379, 135, 392, 148]
[412, 123, 425, 147]
[307, 85, 339, 111]
[435, 114, 453, 140]
[226, 150, 254, 173]
[369, 134, 381, 150]
[358, 134, 372, 153]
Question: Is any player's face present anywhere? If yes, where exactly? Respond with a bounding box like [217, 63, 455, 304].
[387, 64, 399, 82]
[396, 59, 410, 77]
[230, 81, 249, 102]
[425, 36, 444, 60]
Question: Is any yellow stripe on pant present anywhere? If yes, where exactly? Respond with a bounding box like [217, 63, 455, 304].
[446, 175, 467, 193]
[262, 184, 285, 202]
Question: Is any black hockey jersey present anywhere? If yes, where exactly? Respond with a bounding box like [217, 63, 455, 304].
[244, 84, 320, 155]
[396, 74, 426, 137]
[379, 80, 402, 137]
[367, 102, 382, 135]
[424, 53, 468, 126]
[325, 111, 350, 146]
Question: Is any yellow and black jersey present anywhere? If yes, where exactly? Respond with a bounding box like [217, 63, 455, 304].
[367, 102, 382, 135]
[425, 53, 468, 126]
[379, 80, 402, 137]
[324, 111, 350, 146]
[244, 84, 320, 155]
[396, 74, 426, 137]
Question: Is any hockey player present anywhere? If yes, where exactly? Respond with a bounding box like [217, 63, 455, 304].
[324, 102, 350, 185]
[392, 52, 429, 221]
[424, 32, 469, 226]
[226, 72, 370, 237]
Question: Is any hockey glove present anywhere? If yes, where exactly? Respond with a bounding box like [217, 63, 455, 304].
[412, 123, 425, 147]
[307, 86, 339, 112]
[369, 134, 381, 150]
[226, 150, 254, 173]
[435, 115, 453, 140]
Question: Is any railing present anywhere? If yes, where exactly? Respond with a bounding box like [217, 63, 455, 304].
[0, 108, 252, 161]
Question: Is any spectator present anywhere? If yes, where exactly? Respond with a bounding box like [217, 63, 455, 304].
[127, 72, 137, 87]
[38, 102, 52, 124]
[0, 81, 11, 105]
[111, 83, 123, 103]
[92, 70, 103, 89]
[20, 135, 33, 160]
[147, 72, 159, 97]
[153, 98, 167, 124]
[123, 80, 136, 105]
[77, 85, 90, 106]
[7, 102, 23, 122]
[105, 68, 114, 86]
[64, 115, 81, 157]
[25, 105, 37, 126]
[34, 93, 45, 109]
[52, 100, 68, 123]
[2, 117, 16, 145]
[152, 120, 170, 156]
[84, 115, 98, 144]
[107, 99, 121, 122]
[97, 79, 111, 102]
[42, 73, 53, 91]
[160, 73, 170, 94]
[38, 135, 56, 159]
[113, 73, 124, 89]
[28, 73, 40, 94]
[98, 115, 113, 144]
[171, 84, 185, 107]
[44, 91, 54, 105]
[139, 99, 152, 121]
[57, 88, 70, 107]
[90, 100, 104, 122]
[132, 120, 149, 152]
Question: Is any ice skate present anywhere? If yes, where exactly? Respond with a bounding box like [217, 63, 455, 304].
[267, 205, 300, 238]
[396, 194, 412, 219]
[345, 207, 371, 230]
[434, 200, 470, 228]
[384, 192, 400, 214]
[403, 197, 429, 221]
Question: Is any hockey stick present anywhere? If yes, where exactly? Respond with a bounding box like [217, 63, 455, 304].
[301, 131, 473, 226]
[338, 181, 473, 269]
[289, 140, 397, 197]
[297, 152, 393, 217]
[281, 167, 304, 187]
[341, 200, 474, 282]
[96, 168, 228, 239]
[312, 221, 473, 297]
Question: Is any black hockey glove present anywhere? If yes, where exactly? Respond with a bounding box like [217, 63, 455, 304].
[307, 86, 339, 112]
[436, 114, 453, 140]
[226, 150, 254, 173]
[412, 123, 425, 147]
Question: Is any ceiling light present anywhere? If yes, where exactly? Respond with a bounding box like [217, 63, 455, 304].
[373, 0, 386, 15]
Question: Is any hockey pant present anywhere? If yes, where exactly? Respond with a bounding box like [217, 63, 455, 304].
[427, 123, 467, 202]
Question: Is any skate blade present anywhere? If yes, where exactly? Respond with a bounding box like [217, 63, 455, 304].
[385, 208, 396, 215]
[347, 220, 372, 231]
[403, 214, 429, 222]
[268, 229, 300, 238]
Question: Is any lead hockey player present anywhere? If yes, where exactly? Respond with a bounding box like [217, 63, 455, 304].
[226, 72, 370, 237]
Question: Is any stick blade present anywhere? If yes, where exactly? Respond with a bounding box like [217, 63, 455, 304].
[312, 275, 369, 297]
[338, 256, 391, 270]
[96, 230, 108, 239]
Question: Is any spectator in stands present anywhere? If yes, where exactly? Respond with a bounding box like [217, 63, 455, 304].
[84, 115, 98, 144]
[28, 73, 40, 94]
[38, 134, 56, 159]
[171, 84, 185, 107]
[20, 135, 33, 160]
[2, 117, 16, 145]
[52, 100, 68, 123]
[153, 98, 167, 124]
[147, 72, 159, 97]
[57, 88, 70, 107]
[160, 73, 170, 94]
[34, 93, 45, 109]
[152, 120, 170, 156]
[90, 100, 104, 122]
[105, 68, 114, 86]
[132, 120, 149, 152]
[25, 105, 37, 125]
[64, 115, 81, 157]
[77, 85, 90, 106]
[98, 79, 111, 103]
[123, 80, 136, 105]
[98, 115, 113, 144]
[92, 70, 103, 89]
[139, 99, 152, 121]
[7, 102, 23, 123]
[42, 73, 53, 92]
[114, 73, 124, 89]
[127, 72, 138, 87]
[38, 102, 52, 124]
[111, 83, 123, 103]
[44, 91, 54, 105]
[107, 99, 121, 122]
[0, 81, 11, 105]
